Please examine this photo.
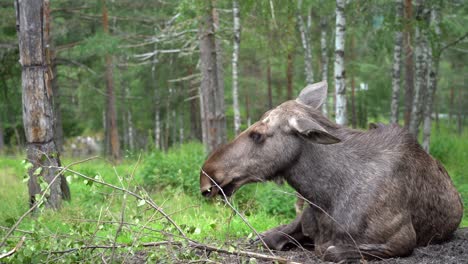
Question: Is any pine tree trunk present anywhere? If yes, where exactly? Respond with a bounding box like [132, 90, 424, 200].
[403, 0, 414, 129]
[422, 4, 441, 153]
[199, 0, 227, 153]
[16, 0, 70, 209]
[102, 0, 120, 160]
[232, 0, 241, 135]
[297, 0, 314, 85]
[409, 0, 429, 137]
[334, 0, 347, 126]
[391, 0, 404, 124]
[320, 16, 329, 116]
[51, 60, 64, 152]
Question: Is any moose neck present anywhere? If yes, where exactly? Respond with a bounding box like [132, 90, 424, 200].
[285, 126, 363, 210]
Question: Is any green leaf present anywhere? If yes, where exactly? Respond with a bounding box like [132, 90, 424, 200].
[33, 167, 42, 176]
[24, 162, 33, 170]
[137, 199, 146, 207]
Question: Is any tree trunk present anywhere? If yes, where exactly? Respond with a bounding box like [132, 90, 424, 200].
[188, 67, 202, 141]
[449, 86, 454, 124]
[391, 0, 404, 124]
[0, 113, 4, 154]
[408, 0, 429, 137]
[334, 0, 347, 126]
[16, 0, 70, 209]
[351, 73, 357, 129]
[320, 16, 329, 116]
[199, 0, 227, 153]
[245, 94, 251, 127]
[151, 50, 161, 150]
[286, 52, 294, 100]
[403, 0, 414, 129]
[267, 59, 273, 109]
[179, 104, 184, 144]
[457, 87, 463, 135]
[102, 0, 120, 161]
[127, 105, 134, 151]
[350, 36, 357, 128]
[232, 0, 242, 136]
[297, 0, 314, 85]
[422, 4, 441, 152]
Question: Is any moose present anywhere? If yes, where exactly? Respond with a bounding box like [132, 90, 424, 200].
[199, 81, 463, 262]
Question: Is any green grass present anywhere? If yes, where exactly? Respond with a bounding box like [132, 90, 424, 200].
[0, 124, 466, 262]
[0, 145, 295, 262]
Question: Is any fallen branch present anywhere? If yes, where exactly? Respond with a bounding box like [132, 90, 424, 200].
[49, 240, 300, 264]
[0, 236, 26, 260]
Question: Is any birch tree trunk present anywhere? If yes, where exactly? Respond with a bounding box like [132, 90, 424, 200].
[199, 0, 227, 153]
[334, 0, 347, 126]
[151, 50, 161, 150]
[403, 0, 414, 128]
[409, 0, 429, 136]
[102, 0, 120, 160]
[422, 4, 441, 152]
[297, 0, 314, 85]
[232, 0, 241, 135]
[391, 0, 404, 124]
[16, 0, 70, 209]
[320, 16, 329, 116]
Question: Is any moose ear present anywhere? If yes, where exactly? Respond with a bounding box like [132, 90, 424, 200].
[289, 117, 341, 145]
[296, 81, 328, 109]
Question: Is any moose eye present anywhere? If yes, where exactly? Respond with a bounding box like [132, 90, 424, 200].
[249, 131, 264, 143]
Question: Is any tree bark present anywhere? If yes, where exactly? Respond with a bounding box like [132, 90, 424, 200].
[408, 0, 429, 137]
[151, 49, 161, 150]
[391, 0, 404, 124]
[296, 0, 314, 85]
[232, 0, 241, 135]
[403, 0, 414, 129]
[199, 0, 227, 153]
[267, 59, 273, 109]
[0, 112, 4, 154]
[334, 0, 347, 126]
[286, 52, 294, 100]
[127, 97, 134, 151]
[16, 0, 70, 209]
[449, 86, 454, 123]
[320, 16, 329, 116]
[422, 4, 441, 153]
[457, 87, 463, 135]
[102, 0, 120, 160]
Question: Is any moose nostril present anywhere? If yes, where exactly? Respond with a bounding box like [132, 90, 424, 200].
[201, 187, 212, 197]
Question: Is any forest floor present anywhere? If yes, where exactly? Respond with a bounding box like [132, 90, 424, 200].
[122, 228, 468, 263]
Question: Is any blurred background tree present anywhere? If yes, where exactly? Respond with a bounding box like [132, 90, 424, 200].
[0, 0, 466, 156]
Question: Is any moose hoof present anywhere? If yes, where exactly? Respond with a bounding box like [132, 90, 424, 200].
[322, 245, 361, 263]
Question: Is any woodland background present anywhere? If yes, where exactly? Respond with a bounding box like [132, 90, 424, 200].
[0, 0, 467, 263]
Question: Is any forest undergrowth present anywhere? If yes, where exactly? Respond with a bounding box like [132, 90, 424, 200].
[0, 123, 466, 263]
